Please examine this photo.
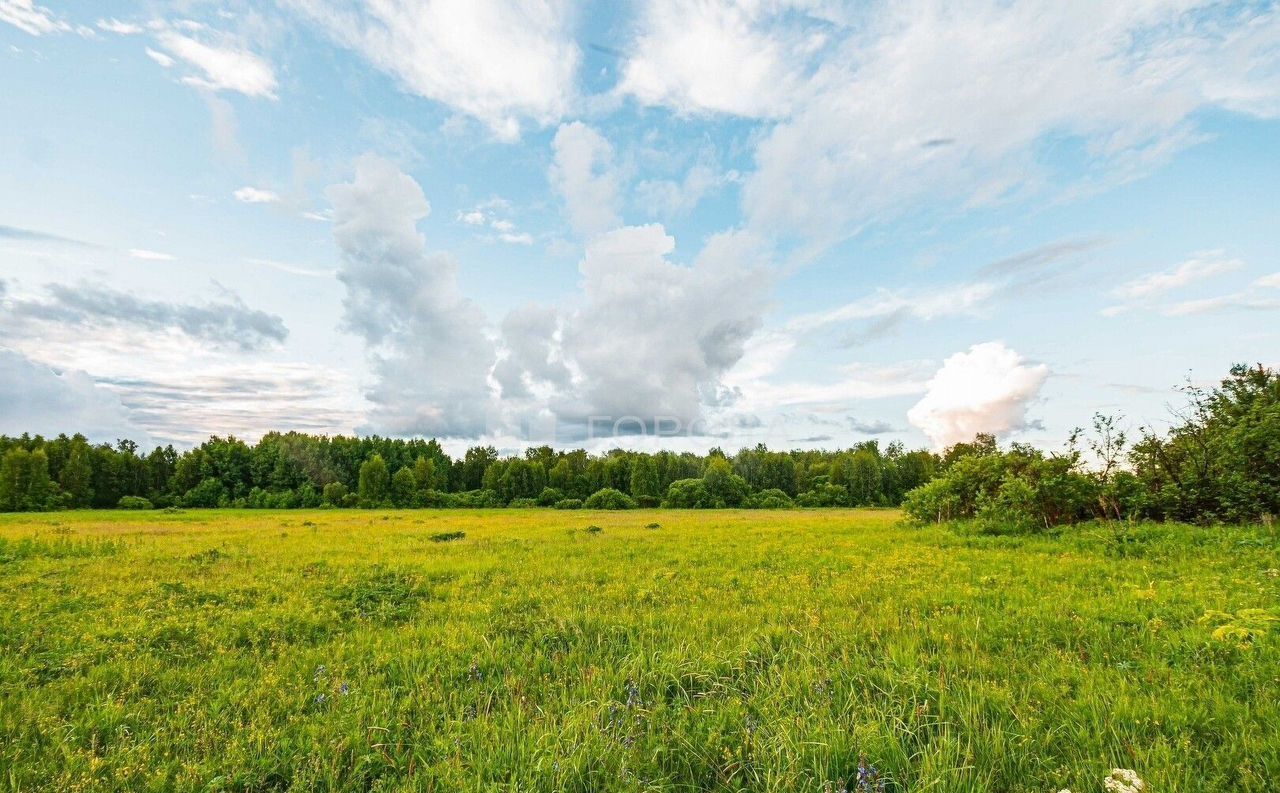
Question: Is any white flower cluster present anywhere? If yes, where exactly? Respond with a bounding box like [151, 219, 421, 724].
[1102, 768, 1146, 793]
[1056, 768, 1146, 793]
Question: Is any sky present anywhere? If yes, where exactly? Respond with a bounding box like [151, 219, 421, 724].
[1, 0, 1279, 456]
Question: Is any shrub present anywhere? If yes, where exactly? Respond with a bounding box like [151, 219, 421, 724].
[508, 497, 538, 508]
[181, 478, 227, 509]
[745, 489, 794, 509]
[663, 478, 710, 508]
[554, 498, 583, 510]
[584, 488, 637, 510]
[117, 495, 153, 510]
[796, 483, 850, 508]
[536, 487, 565, 507]
[322, 482, 349, 507]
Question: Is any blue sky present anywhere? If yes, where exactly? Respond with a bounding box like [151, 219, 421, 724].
[1, 0, 1278, 455]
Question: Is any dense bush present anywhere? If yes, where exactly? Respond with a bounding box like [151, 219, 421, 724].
[553, 498, 583, 510]
[662, 478, 710, 508]
[583, 488, 637, 510]
[745, 489, 794, 509]
[902, 363, 1280, 531]
[795, 483, 850, 508]
[117, 495, 153, 510]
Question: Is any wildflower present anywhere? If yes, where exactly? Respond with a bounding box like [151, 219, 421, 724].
[1103, 768, 1145, 793]
[340, 682, 350, 696]
[313, 664, 326, 680]
[856, 756, 885, 792]
[314, 693, 327, 705]
[625, 679, 641, 708]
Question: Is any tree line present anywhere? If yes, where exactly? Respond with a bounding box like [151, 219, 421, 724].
[0, 430, 937, 512]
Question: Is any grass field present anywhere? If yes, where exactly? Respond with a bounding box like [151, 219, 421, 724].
[1, 509, 1277, 792]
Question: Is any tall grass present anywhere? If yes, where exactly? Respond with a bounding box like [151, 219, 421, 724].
[1, 509, 1276, 791]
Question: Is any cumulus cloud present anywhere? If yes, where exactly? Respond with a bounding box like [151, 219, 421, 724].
[493, 304, 570, 400]
[549, 122, 622, 237]
[498, 224, 772, 436]
[153, 28, 278, 98]
[234, 186, 281, 203]
[284, 0, 579, 140]
[2, 282, 289, 352]
[0, 0, 69, 36]
[455, 200, 533, 244]
[327, 154, 495, 437]
[908, 342, 1049, 450]
[0, 349, 150, 444]
[703, 1, 1280, 243]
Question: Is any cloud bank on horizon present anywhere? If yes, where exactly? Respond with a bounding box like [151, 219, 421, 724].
[2, 0, 1279, 452]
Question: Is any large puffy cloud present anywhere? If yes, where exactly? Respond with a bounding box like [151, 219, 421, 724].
[614, 1, 1280, 243]
[285, 0, 579, 140]
[327, 154, 494, 437]
[0, 349, 151, 445]
[908, 342, 1048, 450]
[549, 122, 622, 237]
[499, 224, 773, 437]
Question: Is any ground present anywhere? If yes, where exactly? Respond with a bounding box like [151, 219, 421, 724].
[1, 509, 1277, 792]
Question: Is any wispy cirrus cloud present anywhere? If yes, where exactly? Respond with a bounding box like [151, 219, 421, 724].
[284, 0, 579, 140]
[1103, 250, 1246, 316]
[1, 0, 70, 36]
[150, 26, 278, 99]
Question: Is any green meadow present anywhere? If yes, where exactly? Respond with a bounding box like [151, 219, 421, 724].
[1, 509, 1277, 792]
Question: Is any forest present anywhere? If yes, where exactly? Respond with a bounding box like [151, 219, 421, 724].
[2, 363, 1278, 527]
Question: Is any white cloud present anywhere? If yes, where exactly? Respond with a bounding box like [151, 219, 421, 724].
[456, 203, 532, 244]
[619, 0, 822, 117]
[1110, 250, 1243, 301]
[327, 154, 495, 437]
[0, 0, 69, 35]
[97, 18, 142, 35]
[284, 0, 580, 140]
[788, 282, 996, 337]
[145, 47, 175, 67]
[129, 248, 175, 261]
[1253, 272, 1280, 288]
[714, 1, 1280, 243]
[1162, 293, 1280, 316]
[908, 341, 1049, 450]
[234, 186, 281, 203]
[154, 29, 278, 99]
[635, 160, 723, 219]
[499, 224, 773, 435]
[549, 122, 622, 238]
[0, 349, 151, 444]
